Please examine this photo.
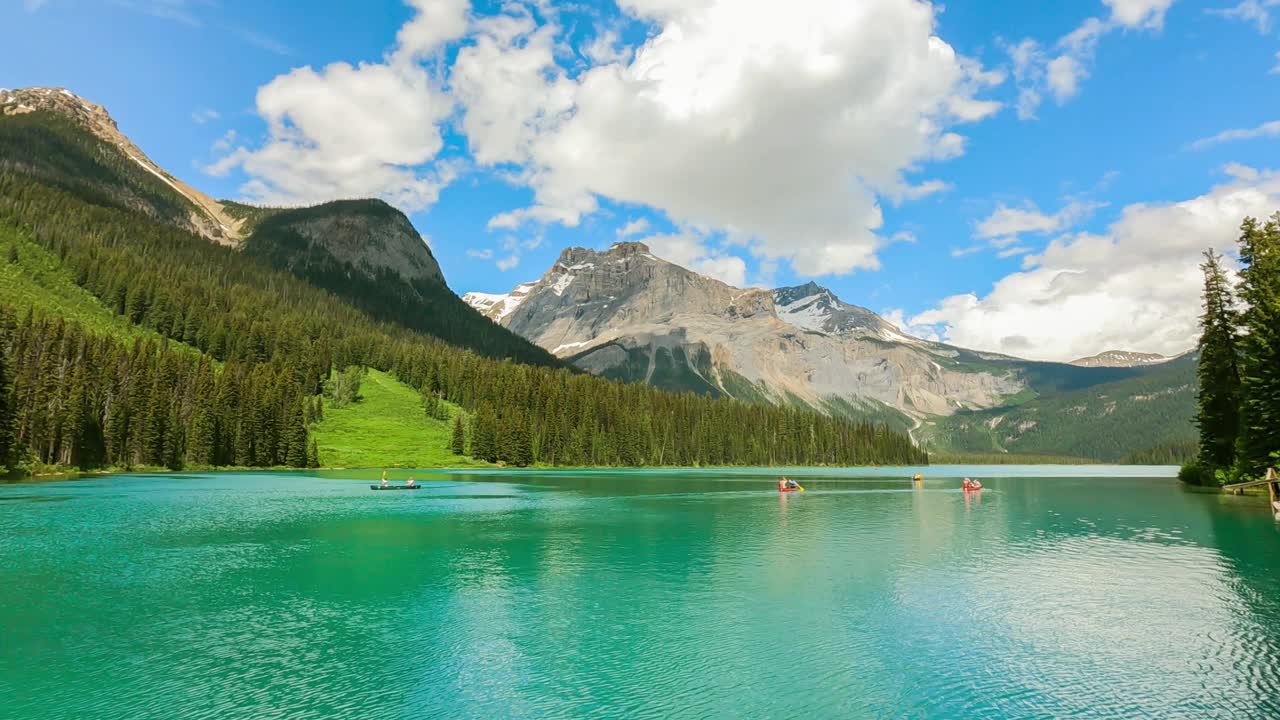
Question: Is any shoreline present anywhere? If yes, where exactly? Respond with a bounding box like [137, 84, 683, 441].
[4, 462, 1186, 486]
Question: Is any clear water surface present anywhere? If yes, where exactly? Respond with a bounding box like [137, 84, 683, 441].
[2, 466, 1278, 719]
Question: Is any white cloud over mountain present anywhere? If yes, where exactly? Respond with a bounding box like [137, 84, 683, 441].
[218, 0, 1002, 278]
[456, 0, 1004, 277]
[207, 0, 468, 210]
[907, 168, 1280, 361]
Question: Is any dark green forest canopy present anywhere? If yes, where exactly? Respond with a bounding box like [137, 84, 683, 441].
[0, 109, 925, 471]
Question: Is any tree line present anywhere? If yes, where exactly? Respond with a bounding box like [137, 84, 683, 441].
[0, 129, 926, 472]
[1183, 214, 1280, 485]
[0, 309, 318, 471]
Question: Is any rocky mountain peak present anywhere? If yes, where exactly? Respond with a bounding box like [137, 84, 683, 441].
[1, 87, 116, 134]
[1069, 350, 1170, 368]
[608, 241, 651, 256]
[244, 199, 443, 286]
[1, 86, 244, 245]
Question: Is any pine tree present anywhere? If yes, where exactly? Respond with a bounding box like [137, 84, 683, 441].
[0, 317, 13, 471]
[450, 413, 465, 455]
[1194, 249, 1242, 470]
[470, 406, 498, 463]
[307, 438, 320, 468]
[285, 402, 309, 468]
[1235, 214, 1280, 475]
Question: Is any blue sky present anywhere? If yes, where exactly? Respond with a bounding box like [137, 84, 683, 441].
[5, 0, 1280, 360]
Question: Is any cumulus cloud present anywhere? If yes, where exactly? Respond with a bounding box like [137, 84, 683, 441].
[908, 170, 1280, 361]
[209, 0, 468, 210]
[452, 0, 1003, 278]
[1207, 0, 1280, 33]
[1187, 119, 1280, 150]
[1006, 0, 1173, 119]
[466, 248, 494, 259]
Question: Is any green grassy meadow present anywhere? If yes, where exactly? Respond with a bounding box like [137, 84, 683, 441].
[308, 369, 490, 469]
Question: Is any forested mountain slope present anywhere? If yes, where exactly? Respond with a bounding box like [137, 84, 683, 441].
[240, 200, 559, 367]
[0, 89, 924, 472]
[917, 354, 1196, 461]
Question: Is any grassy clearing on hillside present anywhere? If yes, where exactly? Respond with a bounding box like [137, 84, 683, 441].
[1, 224, 163, 342]
[309, 368, 490, 469]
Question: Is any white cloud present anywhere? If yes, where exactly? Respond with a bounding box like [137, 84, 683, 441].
[1223, 162, 1260, 180]
[23, 0, 47, 10]
[1104, 0, 1176, 29]
[191, 108, 219, 124]
[582, 29, 631, 65]
[889, 179, 954, 204]
[882, 308, 940, 341]
[950, 245, 985, 258]
[1188, 119, 1280, 150]
[1272, 50, 1280, 74]
[211, 129, 237, 153]
[1207, 0, 1280, 33]
[1006, 0, 1172, 119]
[396, 0, 470, 61]
[497, 254, 520, 271]
[641, 232, 748, 287]
[1046, 54, 1087, 102]
[467, 248, 494, 259]
[909, 171, 1280, 361]
[209, 0, 468, 210]
[996, 245, 1033, 258]
[616, 218, 650, 238]
[452, 0, 1002, 278]
[976, 199, 1104, 246]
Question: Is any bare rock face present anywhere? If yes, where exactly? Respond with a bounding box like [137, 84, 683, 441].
[465, 243, 1025, 419]
[0, 87, 243, 245]
[266, 200, 444, 286]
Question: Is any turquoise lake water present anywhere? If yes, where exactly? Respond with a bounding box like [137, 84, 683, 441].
[1, 466, 1278, 719]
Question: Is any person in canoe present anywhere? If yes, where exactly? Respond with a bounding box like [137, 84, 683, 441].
[778, 477, 788, 491]
[406, 477, 416, 488]
[381, 469, 389, 487]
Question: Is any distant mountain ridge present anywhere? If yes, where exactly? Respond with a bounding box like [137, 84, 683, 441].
[465, 243, 1033, 420]
[1068, 350, 1173, 368]
[465, 242, 1197, 459]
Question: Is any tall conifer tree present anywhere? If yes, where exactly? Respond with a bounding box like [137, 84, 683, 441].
[1194, 249, 1241, 469]
[1235, 214, 1280, 475]
[450, 414, 465, 455]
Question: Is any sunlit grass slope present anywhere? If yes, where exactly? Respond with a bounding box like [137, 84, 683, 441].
[309, 369, 488, 469]
[1, 224, 164, 342]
